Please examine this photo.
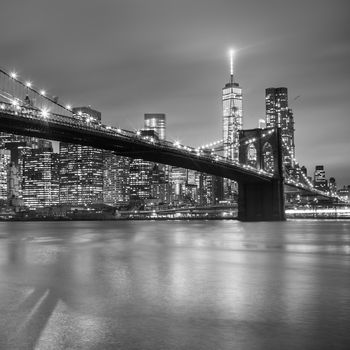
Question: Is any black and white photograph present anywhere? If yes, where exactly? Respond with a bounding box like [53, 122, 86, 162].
[0, 0, 350, 349]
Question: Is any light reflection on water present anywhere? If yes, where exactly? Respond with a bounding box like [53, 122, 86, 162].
[0, 220, 350, 349]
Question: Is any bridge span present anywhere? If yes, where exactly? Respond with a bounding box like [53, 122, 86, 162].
[0, 101, 284, 221]
[0, 65, 336, 221]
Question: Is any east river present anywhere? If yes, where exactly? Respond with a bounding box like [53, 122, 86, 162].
[0, 220, 350, 349]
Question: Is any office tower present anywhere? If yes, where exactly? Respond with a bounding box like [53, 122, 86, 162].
[314, 165, 328, 191]
[265, 87, 295, 168]
[130, 113, 171, 205]
[51, 153, 60, 205]
[197, 172, 214, 206]
[329, 177, 337, 195]
[222, 50, 243, 161]
[144, 114, 166, 140]
[1, 138, 38, 202]
[22, 142, 56, 208]
[0, 149, 11, 200]
[59, 106, 103, 205]
[221, 51, 243, 201]
[150, 163, 168, 204]
[103, 152, 130, 205]
[170, 167, 188, 205]
[338, 186, 350, 202]
[129, 158, 152, 200]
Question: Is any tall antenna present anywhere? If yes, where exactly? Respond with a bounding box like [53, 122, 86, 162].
[229, 49, 234, 84]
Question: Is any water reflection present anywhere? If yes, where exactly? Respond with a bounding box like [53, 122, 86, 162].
[0, 220, 350, 349]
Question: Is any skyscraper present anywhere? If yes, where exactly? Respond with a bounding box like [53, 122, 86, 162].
[59, 107, 103, 205]
[0, 149, 10, 201]
[22, 142, 57, 209]
[314, 165, 328, 191]
[222, 50, 243, 161]
[144, 114, 166, 140]
[103, 152, 130, 205]
[128, 113, 170, 205]
[265, 87, 295, 168]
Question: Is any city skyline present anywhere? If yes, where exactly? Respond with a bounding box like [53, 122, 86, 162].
[0, 0, 349, 186]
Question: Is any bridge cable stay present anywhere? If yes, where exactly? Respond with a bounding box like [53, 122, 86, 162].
[0, 68, 73, 117]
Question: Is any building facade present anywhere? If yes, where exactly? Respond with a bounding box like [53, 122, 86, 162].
[0, 149, 11, 201]
[222, 62, 243, 161]
[59, 107, 103, 205]
[314, 165, 328, 191]
[144, 114, 166, 140]
[103, 152, 130, 205]
[22, 142, 57, 209]
[265, 87, 295, 169]
[222, 52, 243, 201]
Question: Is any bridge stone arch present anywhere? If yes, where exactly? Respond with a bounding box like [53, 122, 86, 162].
[239, 127, 282, 175]
[238, 127, 285, 221]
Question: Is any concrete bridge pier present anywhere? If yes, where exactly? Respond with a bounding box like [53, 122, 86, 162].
[238, 127, 285, 221]
[238, 178, 285, 221]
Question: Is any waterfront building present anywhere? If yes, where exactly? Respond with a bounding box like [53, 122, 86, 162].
[313, 165, 328, 191]
[338, 185, 350, 202]
[103, 152, 130, 205]
[1, 136, 39, 202]
[22, 142, 56, 208]
[265, 87, 295, 169]
[51, 153, 60, 206]
[59, 106, 103, 205]
[129, 113, 171, 205]
[329, 177, 337, 195]
[0, 149, 11, 201]
[170, 167, 188, 205]
[129, 158, 152, 200]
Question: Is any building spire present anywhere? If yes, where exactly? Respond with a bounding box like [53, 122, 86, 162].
[229, 49, 234, 84]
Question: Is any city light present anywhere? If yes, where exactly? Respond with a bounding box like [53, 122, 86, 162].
[10, 72, 17, 79]
[66, 104, 72, 110]
[25, 81, 32, 88]
[40, 90, 46, 96]
[229, 48, 234, 76]
[40, 108, 49, 118]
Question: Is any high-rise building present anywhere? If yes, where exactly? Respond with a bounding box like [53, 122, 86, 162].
[329, 177, 337, 195]
[129, 113, 171, 205]
[22, 142, 57, 209]
[1, 137, 38, 202]
[314, 165, 328, 191]
[0, 149, 11, 201]
[144, 114, 166, 140]
[221, 51, 243, 201]
[59, 107, 103, 205]
[129, 158, 152, 200]
[265, 87, 295, 168]
[103, 152, 130, 205]
[222, 50, 243, 161]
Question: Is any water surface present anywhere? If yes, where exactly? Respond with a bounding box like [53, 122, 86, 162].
[0, 220, 350, 349]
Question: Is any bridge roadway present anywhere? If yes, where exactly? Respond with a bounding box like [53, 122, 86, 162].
[0, 102, 273, 184]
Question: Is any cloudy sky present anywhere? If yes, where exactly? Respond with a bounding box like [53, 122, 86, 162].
[1, 0, 349, 185]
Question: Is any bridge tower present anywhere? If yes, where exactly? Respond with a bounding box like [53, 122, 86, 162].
[238, 127, 285, 221]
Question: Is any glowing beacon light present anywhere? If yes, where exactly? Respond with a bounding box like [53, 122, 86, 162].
[229, 49, 234, 76]
[40, 90, 46, 96]
[10, 72, 18, 79]
[66, 104, 72, 110]
[25, 81, 32, 88]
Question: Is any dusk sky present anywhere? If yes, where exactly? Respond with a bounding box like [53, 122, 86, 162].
[1, 0, 349, 185]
